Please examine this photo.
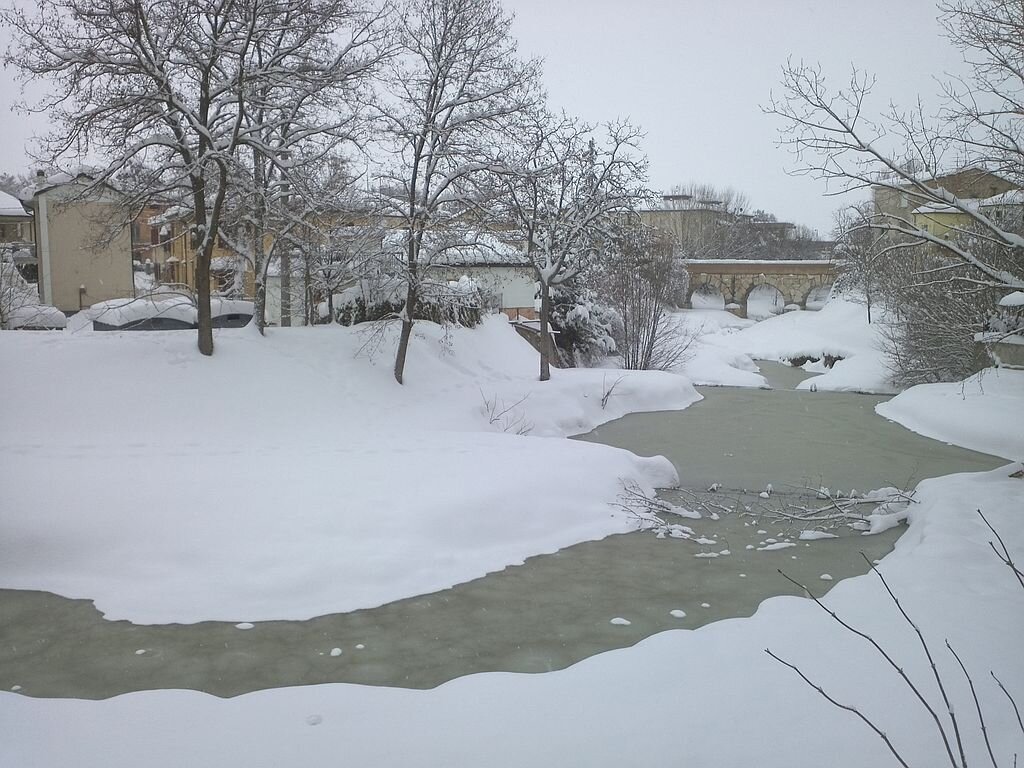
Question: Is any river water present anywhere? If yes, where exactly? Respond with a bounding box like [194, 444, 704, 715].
[0, 364, 1005, 699]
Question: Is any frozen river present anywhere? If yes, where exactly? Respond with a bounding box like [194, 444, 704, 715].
[0, 363, 1004, 698]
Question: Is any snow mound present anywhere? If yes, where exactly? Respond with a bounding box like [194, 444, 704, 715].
[876, 368, 1024, 461]
[998, 291, 1024, 307]
[0, 316, 690, 623]
[723, 298, 895, 393]
[8, 304, 67, 330]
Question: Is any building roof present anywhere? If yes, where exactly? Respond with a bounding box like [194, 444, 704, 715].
[0, 190, 31, 218]
[912, 199, 982, 216]
[383, 230, 529, 267]
[980, 189, 1024, 206]
[31, 168, 114, 197]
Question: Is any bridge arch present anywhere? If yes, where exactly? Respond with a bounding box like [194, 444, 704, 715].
[743, 281, 789, 319]
[688, 282, 726, 310]
[804, 281, 834, 311]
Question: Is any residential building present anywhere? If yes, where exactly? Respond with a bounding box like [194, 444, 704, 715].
[30, 171, 134, 312]
[0, 190, 35, 282]
[873, 167, 1017, 222]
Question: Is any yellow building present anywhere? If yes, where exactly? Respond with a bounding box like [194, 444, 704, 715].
[873, 168, 1016, 222]
[911, 201, 977, 238]
[30, 171, 134, 313]
[134, 206, 255, 296]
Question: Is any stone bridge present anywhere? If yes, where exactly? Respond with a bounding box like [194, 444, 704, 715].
[684, 259, 838, 318]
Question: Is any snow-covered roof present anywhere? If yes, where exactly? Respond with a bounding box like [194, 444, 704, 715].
[980, 189, 1024, 207]
[382, 230, 528, 267]
[148, 205, 192, 226]
[911, 199, 982, 216]
[32, 167, 114, 196]
[999, 291, 1024, 308]
[0, 190, 31, 218]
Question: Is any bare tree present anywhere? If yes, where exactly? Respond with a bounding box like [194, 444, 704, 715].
[881, 231, 1010, 385]
[4, 0, 386, 355]
[833, 202, 887, 323]
[764, 0, 1024, 297]
[501, 113, 647, 380]
[768, 511, 1024, 768]
[601, 224, 692, 371]
[375, 0, 540, 384]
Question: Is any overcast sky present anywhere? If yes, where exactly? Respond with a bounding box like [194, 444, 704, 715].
[0, 0, 967, 235]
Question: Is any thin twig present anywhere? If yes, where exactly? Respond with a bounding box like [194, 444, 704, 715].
[859, 555, 968, 768]
[992, 672, 1024, 740]
[778, 568, 961, 768]
[978, 509, 1024, 591]
[946, 640, 998, 768]
[765, 648, 912, 768]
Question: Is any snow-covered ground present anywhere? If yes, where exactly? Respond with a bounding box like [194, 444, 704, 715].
[3, 466, 1021, 767]
[877, 367, 1024, 461]
[2, 308, 1022, 767]
[672, 298, 897, 393]
[0, 317, 692, 623]
[667, 308, 768, 387]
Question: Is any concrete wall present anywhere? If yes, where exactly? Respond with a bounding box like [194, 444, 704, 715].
[986, 339, 1024, 369]
[435, 264, 536, 314]
[912, 209, 973, 238]
[35, 183, 133, 312]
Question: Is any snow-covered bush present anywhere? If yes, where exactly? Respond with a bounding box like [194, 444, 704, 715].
[0, 257, 43, 330]
[550, 282, 622, 367]
[333, 276, 485, 328]
[600, 226, 690, 371]
[989, 291, 1024, 338]
[878, 228, 1019, 385]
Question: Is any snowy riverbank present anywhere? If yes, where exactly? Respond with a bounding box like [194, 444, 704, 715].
[2, 465, 1020, 767]
[0, 317, 693, 623]
[672, 298, 897, 393]
[2, 311, 1021, 767]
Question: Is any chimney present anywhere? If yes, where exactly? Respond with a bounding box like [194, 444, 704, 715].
[35, 169, 47, 188]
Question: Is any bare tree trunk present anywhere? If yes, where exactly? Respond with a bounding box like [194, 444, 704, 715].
[538, 280, 552, 381]
[252, 156, 267, 335]
[253, 278, 267, 334]
[196, 238, 214, 356]
[281, 249, 291, 327]
[394, 284, 416, 384]
[304, 255, 313, 325]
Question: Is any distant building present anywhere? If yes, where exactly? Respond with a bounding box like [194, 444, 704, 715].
[0, 190, 35, 282]
[873, 167, 1017, 222]
[906, 183, 1023, 239]
[29, 170, 134, 312]
[638, 195, 824, 260]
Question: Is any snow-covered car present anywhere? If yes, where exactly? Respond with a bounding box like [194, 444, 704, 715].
[7, 304, 68, 330]
[87, 296, 254, 331]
